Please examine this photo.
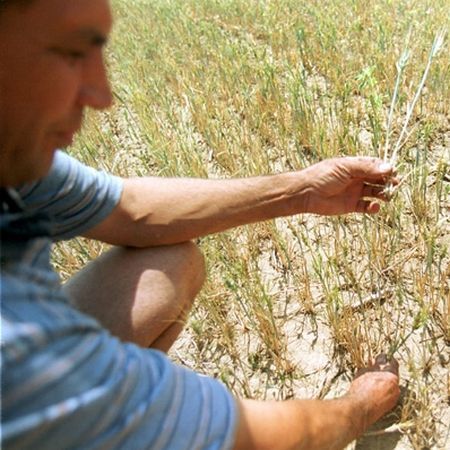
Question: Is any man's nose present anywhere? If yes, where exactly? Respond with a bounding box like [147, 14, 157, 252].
[78, 51, 113, 110]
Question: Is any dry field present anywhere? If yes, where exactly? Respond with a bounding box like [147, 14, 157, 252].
[54, 0, 450, 448]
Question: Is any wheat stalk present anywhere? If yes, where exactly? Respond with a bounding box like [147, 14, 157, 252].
[389, 29, 446, 166]
[382, 29, 446, 199]
[382, 31, 411, 162]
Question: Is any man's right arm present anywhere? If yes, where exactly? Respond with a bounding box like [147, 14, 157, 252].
[83, 157, 395, 248]
[233, 369, 400, 450]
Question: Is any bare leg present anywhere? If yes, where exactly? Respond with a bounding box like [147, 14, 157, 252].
[64, 241, 206, 352]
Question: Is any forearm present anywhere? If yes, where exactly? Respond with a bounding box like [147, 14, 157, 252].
[87, 172, 309, 247]
[234, 396, 370, 450]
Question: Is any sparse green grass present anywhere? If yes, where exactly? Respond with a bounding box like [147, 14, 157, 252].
[53, 1, 450, 448]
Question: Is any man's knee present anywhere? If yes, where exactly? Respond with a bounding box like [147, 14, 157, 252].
[170, 241, 206, 302]
[65, 241, 206, 346]
[124, 240, 206, 305]
[66, 241, 206, 308]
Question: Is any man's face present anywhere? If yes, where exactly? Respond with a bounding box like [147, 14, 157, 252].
[0, 0, 113, 186]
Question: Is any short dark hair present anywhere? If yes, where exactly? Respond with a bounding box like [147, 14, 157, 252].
[0, 0, 35, 11]
[0, 0, 35, 4]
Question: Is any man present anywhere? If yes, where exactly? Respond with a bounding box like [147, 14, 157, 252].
[0, 0, 400, 449]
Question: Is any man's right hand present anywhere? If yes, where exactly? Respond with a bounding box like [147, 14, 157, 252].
[300, 157, 397, 216]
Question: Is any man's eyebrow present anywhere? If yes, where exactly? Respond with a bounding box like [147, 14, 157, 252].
[67, 28, 109, 46]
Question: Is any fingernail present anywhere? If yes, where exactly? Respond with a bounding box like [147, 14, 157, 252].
[379, 163, 392, 173]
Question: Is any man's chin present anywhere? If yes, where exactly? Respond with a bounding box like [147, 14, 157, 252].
[54, 131, 75, 148]
[0, 139, 59, 187]
[18, 149, 58, 186]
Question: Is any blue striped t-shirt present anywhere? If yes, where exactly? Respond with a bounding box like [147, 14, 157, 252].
[1, 151, 237, 450]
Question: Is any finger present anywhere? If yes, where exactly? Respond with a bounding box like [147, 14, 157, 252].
[364, 176, 400, 189]
[374, 353, 389, 365]
[361, 187, 392, 202]
[362, 177, 401, 200]
[372, 353, 399, 376]
[356, 200, 380, 214]
[362, 185, 386, 199]
[373, 353, 400, 376]
[355, 354, 400, 378]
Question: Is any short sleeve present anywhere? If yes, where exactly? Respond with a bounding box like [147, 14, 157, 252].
[1, 297, 238, 450]
[17, 151, 123, 240]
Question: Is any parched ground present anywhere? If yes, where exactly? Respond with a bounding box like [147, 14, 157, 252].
[169, 125, 450, 450]
[66, 99, 449, 450]
[70, 95, 448, 450]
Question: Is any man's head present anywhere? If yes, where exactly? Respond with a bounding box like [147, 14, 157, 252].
[0, 0, 113, 186]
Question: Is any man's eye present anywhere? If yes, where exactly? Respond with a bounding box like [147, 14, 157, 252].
[50, 47, 87, 64]
[65, 50, 86, 61]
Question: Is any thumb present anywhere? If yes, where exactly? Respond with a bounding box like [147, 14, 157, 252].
[343, 157, 394, 180]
